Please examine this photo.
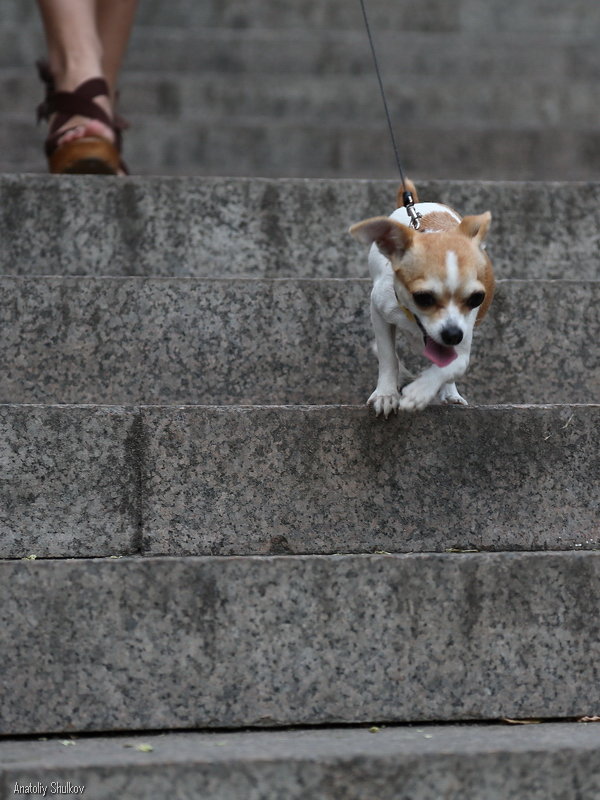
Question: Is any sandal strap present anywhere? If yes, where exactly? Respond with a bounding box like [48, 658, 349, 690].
[37, 61, 111, 129]
[41, 76, 113, 130]
[36, 59, 55, 118]
[36, 59, 130, 163]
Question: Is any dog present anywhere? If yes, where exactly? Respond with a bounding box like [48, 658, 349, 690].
[350, 183, 494, 415]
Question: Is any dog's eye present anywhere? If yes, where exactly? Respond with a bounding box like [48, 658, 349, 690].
[465, 291, 485, 309]
[412, 291, 436, 309]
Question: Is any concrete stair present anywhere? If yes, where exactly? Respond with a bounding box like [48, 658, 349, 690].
[1, 176, 600, 279]
[2, 0, 600, 178]
[3, 551, 600, 736]
[0, 278, 595, 404]
[2, 0, 600, 792]
[2, 404, 598, 559]
[3, 724, 600, 800]
[0, 173, 599, 797]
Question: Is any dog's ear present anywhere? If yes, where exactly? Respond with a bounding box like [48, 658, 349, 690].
[459, 211, 492, 246]
[349, 217, 415, 259]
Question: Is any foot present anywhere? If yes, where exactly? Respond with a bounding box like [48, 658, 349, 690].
[368, 389, 401, 418]
[39, 59, 126, 175]
[398, 378, 438, 411]
[53, 116, 115, 148]
[438, 383, 468, 406]
[49, 109, 125, 177]
[50, 60, 116, 145]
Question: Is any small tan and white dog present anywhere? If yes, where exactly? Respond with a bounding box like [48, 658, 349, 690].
[350, 184, 494, 415]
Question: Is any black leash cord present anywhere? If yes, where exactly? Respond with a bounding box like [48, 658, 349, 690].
[359, 0, 420, 224]
[358, 0, 407, 189]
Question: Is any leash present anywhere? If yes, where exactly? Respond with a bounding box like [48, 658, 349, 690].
[358, 0, 421, 230]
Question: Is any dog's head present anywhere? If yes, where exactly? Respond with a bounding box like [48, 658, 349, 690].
[350, 212, 494, 367]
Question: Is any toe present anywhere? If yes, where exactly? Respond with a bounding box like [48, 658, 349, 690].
[54, 117, 115, 148]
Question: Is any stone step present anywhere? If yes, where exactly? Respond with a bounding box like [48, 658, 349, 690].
[2, 0, 600, 36]
[121, 29, 594, 82]
[0, 277, 597, 406]
[2, 16, 597, 182]
[0, 176, 598, 280]
[2, 404, 598, 559]
[0, 404, 138, 559]
[7, 70, 600, 131]
[2, 5, 597, 180]
[7, 115, 600, 181]
[2, 552, 600, 734]
[3, 24, 598, 182]
[2, 723, 600, 800]
[3, 26, 588, 77]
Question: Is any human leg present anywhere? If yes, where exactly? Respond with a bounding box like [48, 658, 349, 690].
[36, 0, 112, 143]
[36, 0, 137, 172]
[95, 0, 139, 105]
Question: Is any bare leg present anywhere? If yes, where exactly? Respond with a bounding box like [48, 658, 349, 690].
[95, 0, 139, 105]
[36, 0, 137, 148]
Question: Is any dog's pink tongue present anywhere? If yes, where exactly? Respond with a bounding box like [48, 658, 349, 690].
[423, 336, 458, 367]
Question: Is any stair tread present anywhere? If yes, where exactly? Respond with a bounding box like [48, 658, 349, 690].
[0, 277, 596, 405]
[2, 723, 599, 800]
[1, 403, 598, 559]
[2, 721, 599, 765]
[2, 552, 600, 735]
[1, 0, 599, 35]
[5, 121, 600, 181]
[0, 176, 599, 278]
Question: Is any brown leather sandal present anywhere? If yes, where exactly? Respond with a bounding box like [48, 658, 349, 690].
[36, 60, 129, 175]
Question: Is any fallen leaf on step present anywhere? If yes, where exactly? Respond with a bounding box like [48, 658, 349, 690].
[502, 718, 542, 725]
[578, 716, 600, 723]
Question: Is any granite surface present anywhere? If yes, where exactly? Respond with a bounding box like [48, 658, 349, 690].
[0, 278, 597, 405]
[3, 0, 599, 36]
[120, 29, 580, 80]
[106, 72, 600, 132]
[2, 724, 600, 800]
[4, 0, 600, 179]
[7, 120, 600, 180]
[0, 177, 599, 278]
[141, 404, 600, 556]
[1, 553, 600, 735]
[4, 21, 596, 80]
[0, 405, 139, 559]
[1, 403, 597, 558]
[21, 72, 583, 145]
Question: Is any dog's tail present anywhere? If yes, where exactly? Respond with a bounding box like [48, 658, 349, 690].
[396, 179, 419, 209]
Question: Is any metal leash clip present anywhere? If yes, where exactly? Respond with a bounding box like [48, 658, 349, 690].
[402, 190, 422, 230]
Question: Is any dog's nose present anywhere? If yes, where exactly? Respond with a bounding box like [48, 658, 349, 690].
[441, 325, 463, 346]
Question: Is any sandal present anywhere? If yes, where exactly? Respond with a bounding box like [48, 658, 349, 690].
[36, 60, 129, 175]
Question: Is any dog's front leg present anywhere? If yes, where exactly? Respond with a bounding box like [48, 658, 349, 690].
[399, 354, 469, 411]
[368, 303, 402, 417]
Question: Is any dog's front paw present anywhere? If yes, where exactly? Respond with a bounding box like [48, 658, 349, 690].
[439, 383, 468, 406]
[398, 380, 436, 412]
[368, 390, 400, 418]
